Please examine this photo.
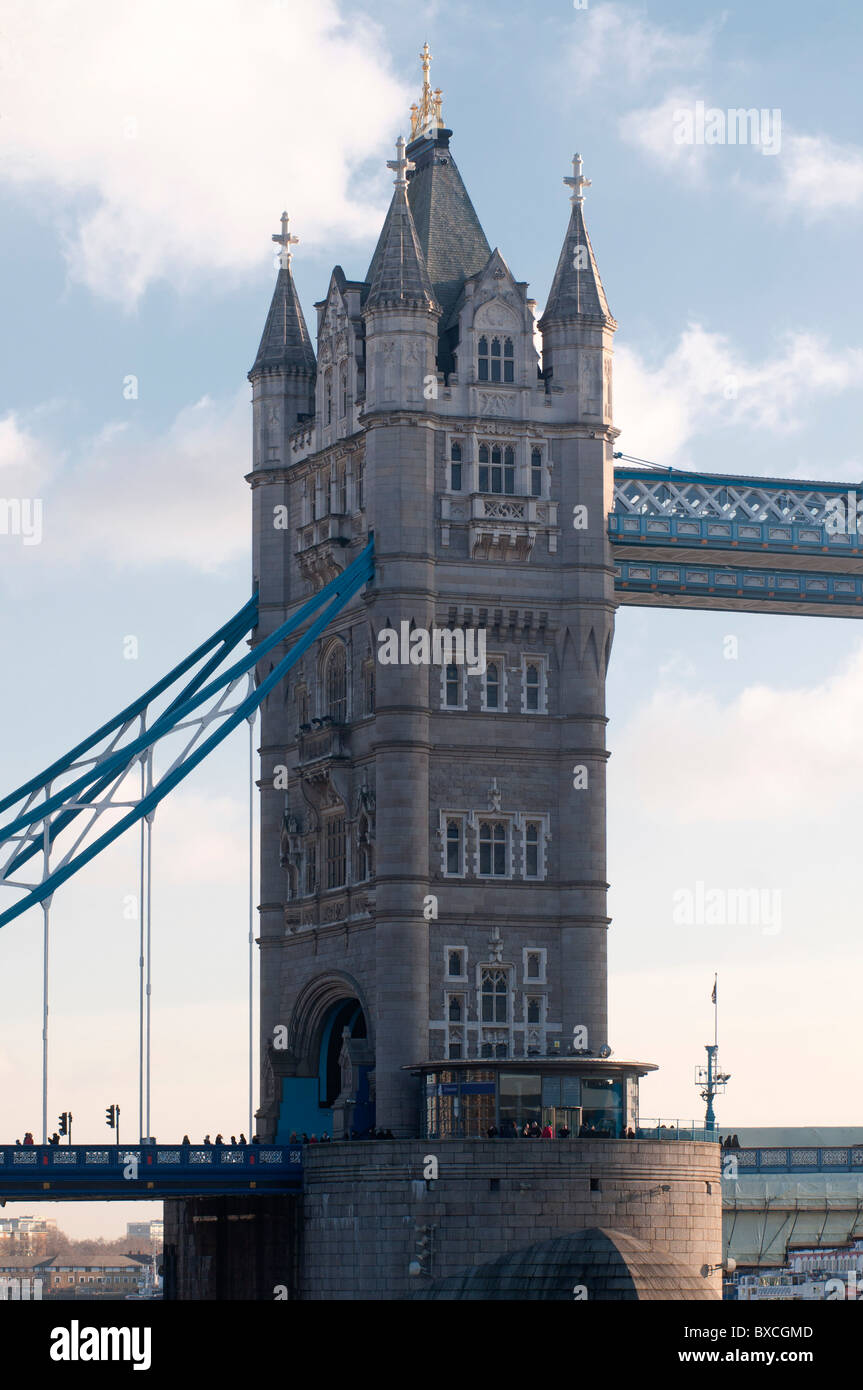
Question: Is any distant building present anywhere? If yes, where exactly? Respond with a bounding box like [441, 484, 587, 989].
[733, 1241, 863, 1301]
[126, 1220, 163, 1244]
[0, 1215, 57, 1236]
[26, 1253, 149, 1298]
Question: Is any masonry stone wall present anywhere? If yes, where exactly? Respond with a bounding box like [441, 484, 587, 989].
[300, 1139, 722, 1300]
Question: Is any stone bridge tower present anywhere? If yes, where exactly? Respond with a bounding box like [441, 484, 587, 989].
[233, 49, 721, 1300]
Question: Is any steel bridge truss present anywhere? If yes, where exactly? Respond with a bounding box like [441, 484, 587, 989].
[0, 539, 374, 931]
[611, 467, 863, 616]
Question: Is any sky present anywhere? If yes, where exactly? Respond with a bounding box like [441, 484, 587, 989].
[1, 0, 862, 1236]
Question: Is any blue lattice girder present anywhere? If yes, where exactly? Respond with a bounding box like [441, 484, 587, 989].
[0, 539, 374, 930]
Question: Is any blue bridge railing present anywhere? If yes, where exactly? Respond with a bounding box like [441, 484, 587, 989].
[0, 1144, 303, 1198]
[723, 1146, 863, 1175]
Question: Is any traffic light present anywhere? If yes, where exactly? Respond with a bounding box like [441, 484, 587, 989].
[58, 1112, 68, 1136]
[105, 1105, 116, 1128]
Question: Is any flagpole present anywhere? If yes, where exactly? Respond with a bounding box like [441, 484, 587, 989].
[714, 972, 718, 1049]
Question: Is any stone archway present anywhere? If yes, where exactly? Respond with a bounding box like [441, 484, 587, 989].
[277, 973, 374, 1140]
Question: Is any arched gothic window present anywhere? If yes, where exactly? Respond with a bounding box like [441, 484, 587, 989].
[324, 644, 347, 723]
[480, 968, 509, 1023]
[479, 821, 508, 876]
[478, 444, 515, 495]
[339, 362, 348, 418]
[531, 448, 543, 497]
[478, 335, 514, 383]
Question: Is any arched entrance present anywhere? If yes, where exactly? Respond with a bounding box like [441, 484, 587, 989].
[275, 977, 374, 1141]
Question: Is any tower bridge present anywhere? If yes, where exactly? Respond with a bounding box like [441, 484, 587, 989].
[0, 47, 856, 1299]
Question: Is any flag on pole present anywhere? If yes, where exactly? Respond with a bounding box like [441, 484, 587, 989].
[711, 977, 717, 1005]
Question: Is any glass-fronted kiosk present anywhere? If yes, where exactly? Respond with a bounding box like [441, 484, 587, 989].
[415, 1058, 653, 1139]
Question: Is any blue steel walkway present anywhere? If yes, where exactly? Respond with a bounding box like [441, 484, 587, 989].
[0, 1144, 302, 1200]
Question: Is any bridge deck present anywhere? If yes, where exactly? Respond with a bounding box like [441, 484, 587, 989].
[0, 1145, 302, 1200]
[611, 466, 863, 616]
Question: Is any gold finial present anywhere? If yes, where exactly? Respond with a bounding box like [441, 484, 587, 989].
[411, 40, 443, 140]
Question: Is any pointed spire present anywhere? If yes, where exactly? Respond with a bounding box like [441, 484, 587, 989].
[365, 138, 439, 314]
[539, 154, 614, 328]
[249, 212, 316, 378]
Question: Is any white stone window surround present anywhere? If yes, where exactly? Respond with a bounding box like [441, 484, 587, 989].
[514, 812, 550, 880]
[475, 963, 514, 1056]
[440, 660, 467, 711]
[523, 947, 547, 984]
[472, 813, 513, 879]
[444, 945, 469, 982]
[481, 655, 507, 713]
[444, 428, 551, 499]
[440, 811, 468, 877]
[446, 433, 466, 493]
[521, 653, 549, 714]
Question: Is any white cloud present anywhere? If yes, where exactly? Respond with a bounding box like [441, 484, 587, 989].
[619, 97, 863, 218]
[618, 90, 708, 174]
[1, 391, 249, 574]
[613, 642, 863, 823]
[569, 6, 718, 88]
[614, 326, 863, 464]
[773, 133, 863, 215]
[0, 0, 408, 305]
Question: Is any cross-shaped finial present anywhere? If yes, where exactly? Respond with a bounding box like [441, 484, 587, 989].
[272, 211, 299, 269]
[564, 152, 591, 206]
[387, 135, 415, 188]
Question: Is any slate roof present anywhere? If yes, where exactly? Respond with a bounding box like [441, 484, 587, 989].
[539, 200, 615, 328]
[409, 1227, 715, 1301]
[366, 129, 490, 324]
[364, 182, 439, 314]
[248, 264, 317, 379]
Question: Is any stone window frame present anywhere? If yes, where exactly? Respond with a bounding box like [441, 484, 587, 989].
[477, 334, 515, 384]
[295, 682, 309, 728]
[339, 361, 348, 419]
[521, 653, 549, 714]
[440, 813, 467, 878]
[515, 812, 550, 880]
[440, 661, 467, 711]
[475, 815, 512, 879]
[523, 948, 547, 984]
[324, 812, 347, 891]
[321, 637, 349, 723]
[444, 945, 468, 982]
[448, 435, 465, 493]
[530, 446, 544, 499]
[477, 964, 512, 1027]
[303, 839, 317, 897]
[481, 655, 507, 713]
[478, 439, 516, 496]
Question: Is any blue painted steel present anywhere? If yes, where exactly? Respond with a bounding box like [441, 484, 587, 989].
[0, 1144, 302, 1199]
[1, 540, 373, 843]
[0, 540, 374, 929]
[724, 1147, 863, 1175]
[609, 511, 863, 558]
[0, 596, 258, 817]
[612, 465, 856, 496]
[614, 558, 863, 607]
